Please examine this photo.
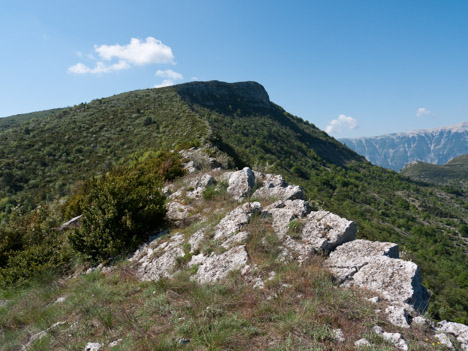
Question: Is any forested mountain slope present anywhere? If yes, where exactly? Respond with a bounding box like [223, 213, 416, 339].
[0, 81, 467, 323]
[401, 154, 468, 191]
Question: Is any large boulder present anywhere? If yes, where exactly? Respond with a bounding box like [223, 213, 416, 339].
[324, 240, 399, 284]
[253, 173, 304, 201]
[300, 211, 356, 252]
[324, 239, 429, 328]
[227, 167, 255, 201]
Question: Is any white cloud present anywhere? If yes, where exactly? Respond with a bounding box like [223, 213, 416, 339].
[154, 79, 176, 88]
[325, 114, 358, 134]
[95, 37, 174, 65]
[416, 107, 431, 117]
[154, 69, 183, 88]
[156, 69, 183, 80]
[68, 37, 174, 75]
[68, 60, 131, 74]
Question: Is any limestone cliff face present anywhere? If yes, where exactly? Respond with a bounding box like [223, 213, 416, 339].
[176, 80, 272, 111]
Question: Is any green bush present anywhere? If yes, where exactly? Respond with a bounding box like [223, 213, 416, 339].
[67, 152, 184, 262]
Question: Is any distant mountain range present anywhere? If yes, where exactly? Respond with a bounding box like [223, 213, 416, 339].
[340, 122, 468, 171]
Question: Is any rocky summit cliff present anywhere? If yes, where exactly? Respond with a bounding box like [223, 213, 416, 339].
[341, 122, 468, 171]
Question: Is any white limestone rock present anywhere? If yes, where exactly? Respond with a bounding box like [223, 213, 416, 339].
[385, 305, 410, 329]
[324, 240, 399, 284]
[265, 199, 310, 237]
[136, 234, 185, 281]
[166, 202, 192, 221]
[373, 326, 408, 350]
[22, 322, 66, 351]
[60, 215, 82, 231]
[214, 202, 262, 243]
[227, 167, 255, 201]
[333, 328, 345, 342]
[188, 229, 206, 252]
[435, 333, 454, 349]
[354, 338, 371, 348]
[436, 321, 468, 351]
[300, 211, 356, 252]
[252, 173, 304, 201]
[84, 343, 102, 351]
[412, 315, 433, 328]
[190, 245, 249, 284]
[351, 257, 429, 312]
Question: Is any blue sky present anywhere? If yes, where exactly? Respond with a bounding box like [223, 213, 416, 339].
[1, 0, 468, 137]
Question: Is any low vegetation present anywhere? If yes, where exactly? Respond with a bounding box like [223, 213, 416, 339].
[0, 81, 467, 324]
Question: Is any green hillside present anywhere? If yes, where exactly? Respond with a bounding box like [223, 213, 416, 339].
[0, 81, 467, 323]
[401, 154, 468, 191]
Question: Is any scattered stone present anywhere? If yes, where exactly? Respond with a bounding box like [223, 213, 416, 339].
[355, 338, 371, 347]
[373, 325, 408, 350]
[0, 299, 9, 307]
[22, 321, 66, 351]
[435, 333, 454, 349]
[84, 342, 102, 351]
[367, 296, 380, 304]
[60, 215, 82, 231]
[333, 328, 345, 342]
[227, 167, 255, 201]
[178, 338, 190, 345]
[54, 296, 66, 304]
[108, 339, 123, 348]
[188, 229, 206, 252]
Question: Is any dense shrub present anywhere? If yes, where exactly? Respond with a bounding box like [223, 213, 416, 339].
[67, 151, 184, 262]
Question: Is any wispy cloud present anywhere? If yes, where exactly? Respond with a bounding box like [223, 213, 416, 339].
[416, 107, 431, 117]
[325, 114, 358, 134]
[68, 61, 131, 74]
[154, 69, 183, 88]
[68, 37, 174, 75]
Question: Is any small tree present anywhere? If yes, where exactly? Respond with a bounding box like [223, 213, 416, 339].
[67, 152, 184, 262]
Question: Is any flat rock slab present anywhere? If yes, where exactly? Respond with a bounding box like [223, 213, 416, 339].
[324, 239, 399, 284]
[190, 245, 249, 284]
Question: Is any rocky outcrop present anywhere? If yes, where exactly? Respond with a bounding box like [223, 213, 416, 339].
[324, 239, 429, 328]
[125, 150, 468, 340]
